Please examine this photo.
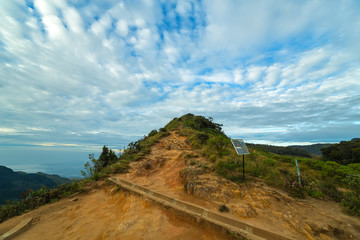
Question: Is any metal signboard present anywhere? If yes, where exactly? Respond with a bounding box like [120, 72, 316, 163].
[231, 139, 249, 155]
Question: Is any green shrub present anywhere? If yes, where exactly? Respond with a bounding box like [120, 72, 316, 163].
[214, 159, 243, 182]
[263, 158, 276, 167]
[342, 192, 360, 216]
[196, 133, 209, 144]
[348, 163, 360, 172]
[111, 161, 129, 173]
[321, 161, 341, 177]
[319, 180, 343, 202]
[208, 136, 231, 157]
[282, 175, 307, 198]
[81, 153, 99, 179]
[342, 173, 360, 191]
[148, 129, 158, 137]
[247, 161, 269, 179]
[278, 156, 293, 163]
[308, 189, 325, 199]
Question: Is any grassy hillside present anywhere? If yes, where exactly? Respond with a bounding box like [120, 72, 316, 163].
[1, 113, 359, 223]
[118, 114, 360, 216]
[116, 114, 360, 216]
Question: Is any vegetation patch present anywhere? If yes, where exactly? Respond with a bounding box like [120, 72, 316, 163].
[321, 138, 360, 165]
[2, 114, 359, 222]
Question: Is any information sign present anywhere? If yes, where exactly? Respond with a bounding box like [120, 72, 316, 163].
[231, 139, 249, 155]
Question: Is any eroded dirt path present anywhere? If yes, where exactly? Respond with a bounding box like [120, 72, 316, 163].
[119, 132, 216, 208]
[116, 131, 360, 240]
[0, 183, 229, 240]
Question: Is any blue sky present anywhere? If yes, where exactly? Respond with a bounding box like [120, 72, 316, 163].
[1, 0, 360, 156]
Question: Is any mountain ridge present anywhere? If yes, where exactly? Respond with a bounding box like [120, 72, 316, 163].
[0, 165, 71, 204]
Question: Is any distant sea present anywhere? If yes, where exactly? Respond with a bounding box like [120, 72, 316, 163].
[0, 149, 101, 178]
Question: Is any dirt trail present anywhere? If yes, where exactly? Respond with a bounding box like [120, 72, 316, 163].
[0, 183, 229, 240]
[2, 131, 359, 239]
[117, 131, 360, 240]
[119, 132, 216, 208]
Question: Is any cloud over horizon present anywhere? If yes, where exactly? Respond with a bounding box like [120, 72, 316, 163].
[1, 0, 359, 150]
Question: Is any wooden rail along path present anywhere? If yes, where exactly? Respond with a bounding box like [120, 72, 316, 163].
[108, 177, 294, 240]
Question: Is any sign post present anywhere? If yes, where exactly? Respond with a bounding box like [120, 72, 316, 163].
[231, 139, 250, 180]
[295, 159, 302, 185]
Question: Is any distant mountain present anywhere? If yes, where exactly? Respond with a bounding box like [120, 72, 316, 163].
[246, 143, 312, 157]
[289, 144, 334, 156]
[0, 165, 71, 204]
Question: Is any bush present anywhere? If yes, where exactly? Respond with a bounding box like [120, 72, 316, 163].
[164, 114, 223, 133]
[263, 158, 277, 167]
[196, 133, 209, 144]
[214, 159, 243, 182]
[111, 161, 129, 173]
[159, 127, 167, 132]
[308, 189, 325, 199]
[148, 129, 158, 137]
[342, 192, 360, 216]
[208, 136, 230, 157]
[282, 175, 306, 198]
[348, 163, 360, 172]
[319, 180, 343, 202]
[247, 161, 269, 179]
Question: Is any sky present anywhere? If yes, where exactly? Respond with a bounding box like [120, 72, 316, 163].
[1, 0, 360, 172]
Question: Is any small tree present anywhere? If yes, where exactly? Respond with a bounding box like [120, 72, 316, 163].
[98, 146, 118, 169]
[81, 146, 118, 179]
[208, 136, 229, 156]
[81, 153, 99, 178]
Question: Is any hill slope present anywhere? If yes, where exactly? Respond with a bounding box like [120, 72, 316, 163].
[290, 144, 334, 156]
[0, 182, 227, 240]
[1, 114, 359, 239]
[116, 129, 360, 240]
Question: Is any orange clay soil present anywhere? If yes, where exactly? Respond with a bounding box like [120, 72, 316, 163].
[116, 131, 360, 240]
[0, 183, 229, 240]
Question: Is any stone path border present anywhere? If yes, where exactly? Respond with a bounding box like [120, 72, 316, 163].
[0, 218, 33, 240]
[109, 177, 295, 240]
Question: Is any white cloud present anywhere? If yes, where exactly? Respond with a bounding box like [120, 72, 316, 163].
[42, 15, 67, 41]
[116, 19, 128, 37]
[233, 69, 245, 85]
[63, 7, 84, 34]
[34, 0, 57, 16]
[0, 0, 359, 150]
[0, 128, 18, 133]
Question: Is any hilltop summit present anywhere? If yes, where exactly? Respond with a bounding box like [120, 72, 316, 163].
[1, 114, 359, 239]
